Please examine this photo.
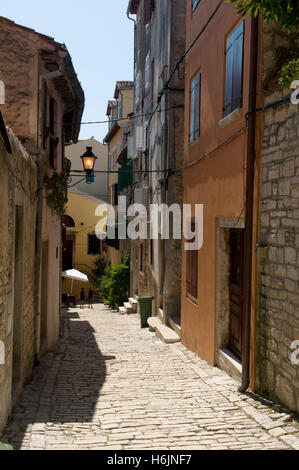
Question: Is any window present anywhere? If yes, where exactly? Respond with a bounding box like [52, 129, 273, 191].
[88, 234, 101, 255]
[186, 221, 198, 302]
[140, 244, 144, 272]
[224, 21, 244, 118]
[151, 59, 155, 103]
[118, 93, 123, 119]
[161, 16, 165, 66]
[150, 238, 154, 266]
[190, 71, 201, 143]
[49, 98, 58, 169]
[192, 0, 200, 12]
[145, 52, 150, 91]
[144, 0, 154, 25]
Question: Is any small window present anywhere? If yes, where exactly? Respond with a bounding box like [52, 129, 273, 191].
[186, 221, 198, 302]
[161, 16, 166, 66]
[88, 234, 101, 255]
[190, 71, 201, 143]
[224, 21, 244, 117]
[151, 59, 155, 103]
[49, 98, 58, 169]
[118, 93, 123, 120]
[144, 0, 154, 25]
[140, 244, 144, 272]
[192, 0, 200, 12]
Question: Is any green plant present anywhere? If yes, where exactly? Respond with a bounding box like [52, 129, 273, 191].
[228, 1, 299, 87]
[227, 0, 299, 31]
[98, 258, 130, 308]
[44, 169, 69, 217]
[0, 442, 13, 450]
[92, 253, 108, 279]
[278, 58, 299, 89]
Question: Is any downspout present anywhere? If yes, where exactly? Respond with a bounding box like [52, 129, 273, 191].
[240, 12, 260, 392]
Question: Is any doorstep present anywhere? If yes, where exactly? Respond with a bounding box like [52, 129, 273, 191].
[217, 347, 242, 383]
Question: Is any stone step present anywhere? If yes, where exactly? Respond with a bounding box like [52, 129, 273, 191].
[156, 324, 180, 344]
[147, 316, 161, 332]
[124, 302, 133, 314]
[169, 317, 181, 339]
[158, 308, 164, 323]
[128, 297, 138, 313]
[118, 306, 126, 315]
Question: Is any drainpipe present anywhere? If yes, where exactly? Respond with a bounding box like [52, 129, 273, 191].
[240, 12, 260, 393]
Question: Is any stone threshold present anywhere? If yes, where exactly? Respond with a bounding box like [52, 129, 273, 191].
[217, 347, 242, 383]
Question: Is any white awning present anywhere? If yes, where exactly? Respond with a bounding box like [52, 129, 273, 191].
[62, 269, 89, 282]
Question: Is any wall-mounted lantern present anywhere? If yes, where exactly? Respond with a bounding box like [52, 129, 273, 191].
[81, 147, 97, 181]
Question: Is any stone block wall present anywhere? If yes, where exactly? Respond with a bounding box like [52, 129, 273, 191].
[0, 131, 37, 433]
[257, 88, 299, 413]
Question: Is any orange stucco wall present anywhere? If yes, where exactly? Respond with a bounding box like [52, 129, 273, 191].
[182, 0, 252, 365]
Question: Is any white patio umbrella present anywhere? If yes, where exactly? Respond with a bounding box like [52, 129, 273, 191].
[61, 269, 89, 294]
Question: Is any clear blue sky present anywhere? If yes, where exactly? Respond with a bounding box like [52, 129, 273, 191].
[1, 0, 134, 142]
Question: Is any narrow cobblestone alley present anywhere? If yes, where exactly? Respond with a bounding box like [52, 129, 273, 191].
[1, 305, 299, 450]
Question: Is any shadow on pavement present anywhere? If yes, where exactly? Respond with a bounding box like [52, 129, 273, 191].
[1, 310, 115, 449]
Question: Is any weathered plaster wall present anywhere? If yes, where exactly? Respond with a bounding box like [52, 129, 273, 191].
[0, 131, 37, 433]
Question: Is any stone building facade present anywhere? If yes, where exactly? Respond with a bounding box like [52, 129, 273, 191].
[0, 17, 84, 433]
[256, 23, 299, 413]
[127, 0, 186, 328]
[0, 124, 37, 432]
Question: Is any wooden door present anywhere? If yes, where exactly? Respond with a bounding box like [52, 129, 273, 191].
[229, 229, 244, 360]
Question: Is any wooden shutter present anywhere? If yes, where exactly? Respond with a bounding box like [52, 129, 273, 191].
[49, 98, 58, 168]
[151, 59, 155, 103]
[144, 0, 153, 25]
[194, 72, 201, 140]
[224, 21, 244, 117]
[232, 21, 244, 111]
[224, 33, 234, 117]
[186, 221, 198, 301]
[190, 72, 201, 142]
[161, 16, 165, 65]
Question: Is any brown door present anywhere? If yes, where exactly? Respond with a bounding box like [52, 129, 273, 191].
[62, 239, 73, 271]
[229, 229, 244, 360]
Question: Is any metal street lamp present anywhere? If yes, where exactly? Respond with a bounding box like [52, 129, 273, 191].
[81, 146, 97, 177]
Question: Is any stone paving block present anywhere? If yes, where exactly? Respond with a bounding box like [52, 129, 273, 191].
[1, 304, 298, 450]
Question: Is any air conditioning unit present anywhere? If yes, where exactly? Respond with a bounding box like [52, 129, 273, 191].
[134, 188, 149, 205]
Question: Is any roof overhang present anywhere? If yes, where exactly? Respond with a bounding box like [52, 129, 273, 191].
[104, 122, 120, 144]
[42, 46, 84, 145]
[127, 0, 140, 15]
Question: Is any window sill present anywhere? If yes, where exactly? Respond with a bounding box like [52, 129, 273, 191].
[188, 138, 200, 149]
[218, 108, 241, 128]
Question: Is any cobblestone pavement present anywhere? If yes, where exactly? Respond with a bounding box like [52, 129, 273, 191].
[1, 304, 299, 450]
